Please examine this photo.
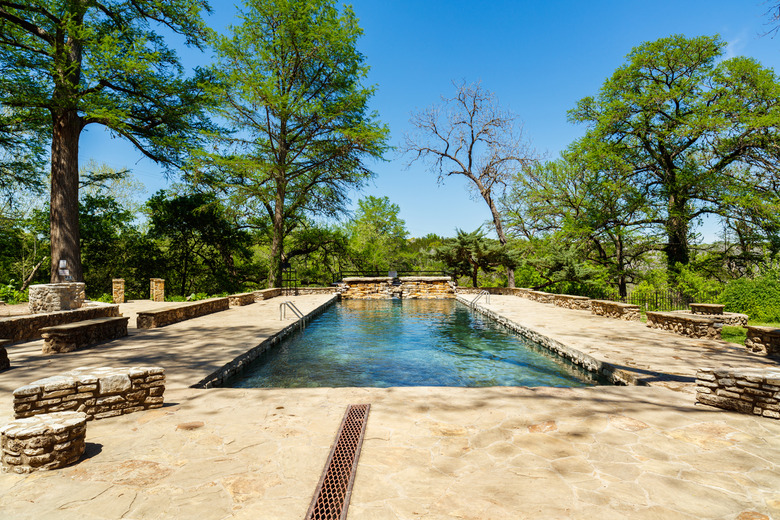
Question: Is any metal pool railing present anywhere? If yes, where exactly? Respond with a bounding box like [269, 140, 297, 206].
[279, 301, 305, 330]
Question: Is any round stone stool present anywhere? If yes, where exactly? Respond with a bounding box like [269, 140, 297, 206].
[1, 411, 87, 474]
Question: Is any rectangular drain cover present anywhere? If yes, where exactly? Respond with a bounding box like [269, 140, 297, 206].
[305, 404, 371, 520]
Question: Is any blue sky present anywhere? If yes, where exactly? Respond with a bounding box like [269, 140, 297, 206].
[78, 0, 780, 241]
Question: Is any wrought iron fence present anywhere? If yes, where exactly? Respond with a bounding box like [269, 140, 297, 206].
[334, 270, 451, 283]
[574, 287, 721, 312]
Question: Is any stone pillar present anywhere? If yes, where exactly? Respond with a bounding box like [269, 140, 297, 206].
[150, 278, 165, 302]
[112, 279, 125, 304]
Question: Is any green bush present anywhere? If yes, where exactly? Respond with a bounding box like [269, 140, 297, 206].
[0, 281, 28, 304]
[718, 275, 780, 322]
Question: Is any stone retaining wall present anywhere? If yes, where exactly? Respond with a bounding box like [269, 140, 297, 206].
[0, 304, 121, 343]
[528, 291, 555, 304]
[1, 411, 87, 473]
[254, 288, 282, 301]
[553, 294, 591, 310]
[339, 276, 455, 299]
[745, 326, 780, 357]
[696, 367, 780, 419]
[590, 300, 641, 321]
[28, 283, 85, 314]
[13, 367, 165, 421]
[646, 311, 721, 339]
[456, 287, 521, 296]
[670, 310, 748, 327]
[136, 297, 229, 329]
[228, 293, 255, 306]
[284, 287, 338, 295]
[690, 303, 724, 315]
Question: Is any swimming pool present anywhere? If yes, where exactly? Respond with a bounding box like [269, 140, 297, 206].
[226, 299, 602, 388]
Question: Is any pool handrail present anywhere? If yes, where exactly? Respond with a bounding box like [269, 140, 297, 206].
[280, 301, 305, 330]
[470, 290, 490, 307]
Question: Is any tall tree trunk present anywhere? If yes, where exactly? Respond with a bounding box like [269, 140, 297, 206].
[665, 194, 690, 274]
[49, 108, 83, 283]
[269, 193, 285, 288]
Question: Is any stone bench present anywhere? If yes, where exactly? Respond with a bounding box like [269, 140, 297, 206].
[696, 368, 780, 419]
[228, 292, 256, 306]
[13, 366, 165, 420]
[590, 300, 641, 321]
[1, 411, 87, 473]
[1, 338, 9, 371]
[136, 297, 229, 328]
[254, 288, 281, 301]
[645, 311, 721, 339]
[690, 303, 724, 315]
[40, 316, 129, 354]
[745, 326, 780, 357]
[553, 294, 591, 310]
[677, 303, 748, 327]
[0, 304, 120, 343]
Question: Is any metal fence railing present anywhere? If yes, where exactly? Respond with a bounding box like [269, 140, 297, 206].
[573, 288, 720, 312]
[334, 270, 451, 283]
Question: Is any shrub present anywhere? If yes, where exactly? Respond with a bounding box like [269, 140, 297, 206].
[0, 281, 28, 304]
[718, 275, 780, 322]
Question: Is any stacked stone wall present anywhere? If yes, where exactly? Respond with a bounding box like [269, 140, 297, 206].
[112, 279, 125, 304]
[669, 310, 748, 327]
[136, 297, 229, 329]
[228, 293, 256, 306]
[28, 283, 85, 314]
[745, 326, 780, 357]
[0, 338, 9, 371]
[646, 311, 721, 340]
[456, 287, 520, 296]
[690, 303, 724, 315]
[590, 300, 641, 321]
[696, 367, 780, 419]
[553, 294, 591, 310]
[254, 288, 282, 301]
[1, 412, 86, 473]
[528, 291, 555, 304]
[13, 367, 165, 421]
[399, 277, 456, 299]
[150, 278, 165, 302]
[0, 304, 120, 343]
[339, 277, 455, 299]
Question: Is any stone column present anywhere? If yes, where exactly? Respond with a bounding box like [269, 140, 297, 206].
[112, 279, 125, 304]
[150, 278, 165, 302]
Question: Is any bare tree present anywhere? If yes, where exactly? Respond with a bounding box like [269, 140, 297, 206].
[763, 2, 780, 37]
[403, 81, 535, 287]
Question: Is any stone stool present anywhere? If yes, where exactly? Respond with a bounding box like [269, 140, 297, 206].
[1, 411, 87, 473]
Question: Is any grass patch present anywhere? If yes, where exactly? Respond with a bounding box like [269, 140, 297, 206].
[721, 321, 780, 345]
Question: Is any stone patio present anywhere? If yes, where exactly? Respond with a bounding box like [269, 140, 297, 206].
[0, 294, 779, 519]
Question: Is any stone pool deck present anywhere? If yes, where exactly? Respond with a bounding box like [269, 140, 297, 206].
[0, 294, 779, 519]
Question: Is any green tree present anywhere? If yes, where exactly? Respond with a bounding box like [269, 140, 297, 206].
[346, 196, 408, 272]
[570, 34, 780, 275]
[146, 191, 252, 295]
[436, 228, 509, 287]
[0, 0, 216, 282]
[195, 0, 389, 288]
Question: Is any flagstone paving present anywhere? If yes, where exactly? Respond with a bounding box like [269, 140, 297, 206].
[0, 294, 779, 519]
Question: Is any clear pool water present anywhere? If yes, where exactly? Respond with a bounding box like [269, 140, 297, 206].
[226, 299, 601, 388]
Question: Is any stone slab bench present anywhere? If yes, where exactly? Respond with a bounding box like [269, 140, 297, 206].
[0, 338, 9, 371]
[745, 326, 780, 357]
[0, 304, 120, 343]
[13, 366, 165, 421]
[646, 311, 721, 340]
[590, 300, 640, 321]
[690, 303, 724, 315]
[553, 294, 591, 310]
[1, 411, 87, 473]
[136, 297, 229, 328]
[696, 368, 780, 419]
[228, 293, 255, 306]
[40, 316, 129, 354]
[673, 307, 748, 327]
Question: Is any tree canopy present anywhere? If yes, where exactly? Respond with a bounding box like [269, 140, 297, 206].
[194, 0, 389, 287]
[0, 0, 216, 281]
[569, 34, 780, 275]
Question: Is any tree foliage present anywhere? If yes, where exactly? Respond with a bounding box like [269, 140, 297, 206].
[0, 0, 216, 282]
[435, 228, 510, 287]
[346, 196, 408, 272]
[195, 0, 389, 287]
[569, 34, 780, 275]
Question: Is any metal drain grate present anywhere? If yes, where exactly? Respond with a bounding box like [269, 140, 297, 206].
[305, 404, 371, 520]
